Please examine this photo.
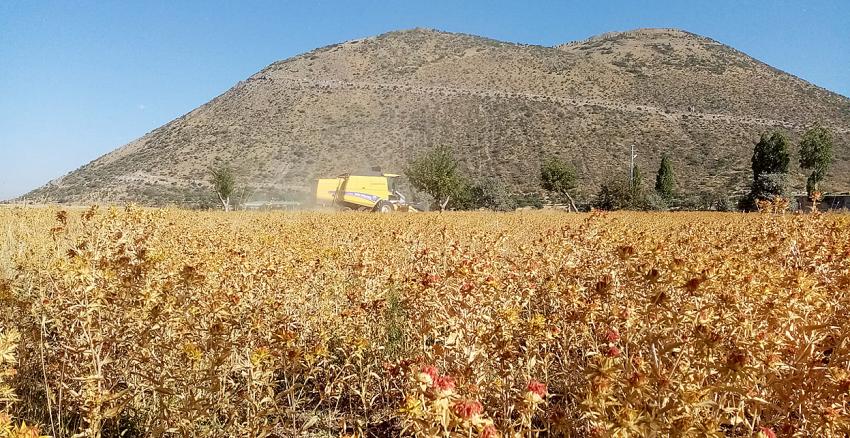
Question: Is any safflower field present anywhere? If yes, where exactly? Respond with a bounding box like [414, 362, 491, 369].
[1, 206, 850, 437]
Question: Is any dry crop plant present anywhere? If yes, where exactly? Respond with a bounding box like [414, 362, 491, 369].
[0, 206, 849, 437]
[2, 325, 50, 437]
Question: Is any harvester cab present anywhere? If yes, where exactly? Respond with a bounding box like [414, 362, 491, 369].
[315, 173, 417, 212]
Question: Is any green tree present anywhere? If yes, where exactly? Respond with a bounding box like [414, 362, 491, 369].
[595, 178, 638, 211]
[594, 171, 670, 212]
[456, 177, 515, 211]
[799, 123, 833, 197]
[751, 131, 790, 179]
[592, 161, 658, 211]
[654, 155, 675, 201]
[511, 192, 545, 209]
[405, 145, 464, 211]
[209, 165, 236, 212]
[630, 164, 643, 193]
[746, 131, 791, 209]
[540, 157, 579, 212]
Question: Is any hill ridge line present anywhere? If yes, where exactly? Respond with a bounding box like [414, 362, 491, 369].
[252, 75, 850, 134]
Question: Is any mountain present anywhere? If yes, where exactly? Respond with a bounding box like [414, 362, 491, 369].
[19, 28, 850, 206]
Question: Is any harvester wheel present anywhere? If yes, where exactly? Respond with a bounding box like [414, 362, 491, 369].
[375, 201, 393, 213]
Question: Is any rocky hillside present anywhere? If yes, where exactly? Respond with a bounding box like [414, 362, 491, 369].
[21, 28, 850, 206]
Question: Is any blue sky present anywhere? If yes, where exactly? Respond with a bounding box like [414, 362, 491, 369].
[1, 0, 848, 200]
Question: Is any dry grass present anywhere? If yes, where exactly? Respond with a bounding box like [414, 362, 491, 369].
[1, 207, 850, 437]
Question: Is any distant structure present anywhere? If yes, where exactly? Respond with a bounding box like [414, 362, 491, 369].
[794, 193, 850, 211]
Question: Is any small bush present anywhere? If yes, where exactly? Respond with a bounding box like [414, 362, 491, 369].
[455, 178, 515, 211]
[510, 192, 544, 209]
[644, 192, 669, 211]
[594, 178, 655, 211]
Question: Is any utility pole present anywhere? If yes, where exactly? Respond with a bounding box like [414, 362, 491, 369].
[629, 144, 637, 184]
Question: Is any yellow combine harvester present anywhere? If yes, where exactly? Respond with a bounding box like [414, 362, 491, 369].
[315, 173, 418, 212]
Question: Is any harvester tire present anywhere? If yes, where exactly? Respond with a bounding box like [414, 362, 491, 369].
[375, 201, 393, 213]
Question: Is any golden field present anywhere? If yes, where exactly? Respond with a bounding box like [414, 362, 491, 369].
[1, 206, 849, 437]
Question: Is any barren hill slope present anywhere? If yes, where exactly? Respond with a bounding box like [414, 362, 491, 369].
[21, 28, 850, 206]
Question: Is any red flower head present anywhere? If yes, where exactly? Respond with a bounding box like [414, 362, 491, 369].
[759, 427, 776, 438]
[480, 425, 499, 438]
[418, 365, 439, 385]
[605, 328, 620, 342]
[421, 273, 441, 287]
[590, 426, 607, 437]
[434, 375, 456, 393]
[628, 371, 646, 387]
[606, 346, 621, 357]
[453, 399, 483, 420]
[527, 380, 547, 398]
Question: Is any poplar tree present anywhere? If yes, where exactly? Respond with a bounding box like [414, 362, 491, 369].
[654, 155, 675, 201]
[799, 123, 833, 197]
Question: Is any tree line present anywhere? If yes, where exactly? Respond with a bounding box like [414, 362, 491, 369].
[205, 124, 834, 212]
[405, 123, 835, 212]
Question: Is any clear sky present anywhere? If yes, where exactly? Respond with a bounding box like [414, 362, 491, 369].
[1, 0, 848, 200]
